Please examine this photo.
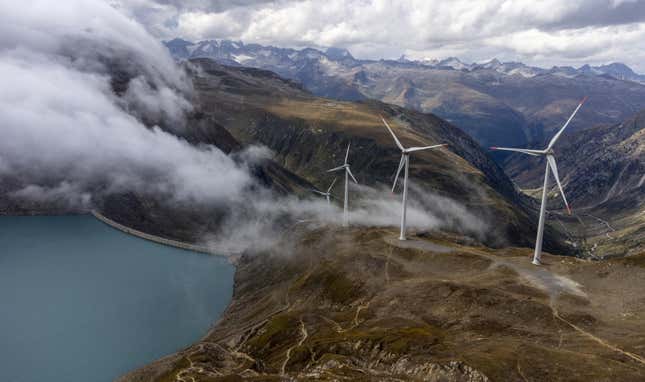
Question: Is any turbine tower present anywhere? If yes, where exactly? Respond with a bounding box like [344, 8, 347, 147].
[328, 143, 358, 227]
[381, 116, 447, 240]
[491, 97, 587, 265]
[311, 178, 337, 204]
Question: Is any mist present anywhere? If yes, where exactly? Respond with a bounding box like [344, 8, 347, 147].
[203, 181, 487, 254]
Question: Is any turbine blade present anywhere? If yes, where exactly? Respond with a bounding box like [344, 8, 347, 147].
[381, 116, 404, 151]
[344, 142, 351, 164]
[392, 154, 405, 192]
[546, 155, 571, 214]
[347, 167, 358, 184]
[406, 143, 448, 153]
[327, 165, 345, 172]
[547, 96, 587, 150]
[327, 177, 337, 193]
[489, 147, 545, 156]
[311, 189, 326, 196]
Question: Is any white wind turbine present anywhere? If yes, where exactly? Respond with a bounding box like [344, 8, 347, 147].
[491, 97, 587, 265]
[311, 178, 337, 204]
[381, 116, 447, 241]
[328, 143, 358, 227]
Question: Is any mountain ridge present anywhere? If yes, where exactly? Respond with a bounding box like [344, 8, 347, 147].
[165, 38, 645, 83]
[164, 38, 645, 150]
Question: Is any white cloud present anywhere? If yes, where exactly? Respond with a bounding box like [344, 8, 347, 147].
[0, 0, 253, 208]
[120, 0, 645, 72]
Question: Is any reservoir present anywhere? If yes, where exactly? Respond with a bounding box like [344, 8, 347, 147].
[0, 215, 235, 382]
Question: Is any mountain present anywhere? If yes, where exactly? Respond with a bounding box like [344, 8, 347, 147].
[164, 39, 645, 149]
[182, 57, 571, 251]
[504, 110, 644, 258]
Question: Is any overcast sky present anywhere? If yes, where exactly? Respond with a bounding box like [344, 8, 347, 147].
[113, 0, 645, 72]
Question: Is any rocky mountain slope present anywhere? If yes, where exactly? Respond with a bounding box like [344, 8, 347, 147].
[118, 226, 645, 381]
[504, 110, 644, 258]
[184, 58, 569, 251]
[165, 39, 645, 148]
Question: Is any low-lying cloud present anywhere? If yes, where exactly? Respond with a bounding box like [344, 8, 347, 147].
[204, 182, 487, 254]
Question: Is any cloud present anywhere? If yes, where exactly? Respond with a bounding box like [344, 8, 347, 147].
[0, 0, 252, 208]
[205, 183, 488, 254]
[119, 0, 645, 71]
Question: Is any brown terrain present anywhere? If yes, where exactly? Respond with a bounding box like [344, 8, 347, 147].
[118, 227, 645, 381]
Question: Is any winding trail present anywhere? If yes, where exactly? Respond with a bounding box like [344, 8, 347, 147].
[582, 213, 616, 239]
[550, 304, 645, 366]
[281, 318, 308, 375]
[175, 344, 223, 382]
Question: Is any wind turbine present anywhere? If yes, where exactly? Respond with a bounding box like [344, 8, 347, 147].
[328, 143, 358, 227]
[381, 116, 447, 240]
[311, 178, 337, 204]
[491, 97, 587, 265]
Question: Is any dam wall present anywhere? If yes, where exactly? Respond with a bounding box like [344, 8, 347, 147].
[91, 210, 236, 259]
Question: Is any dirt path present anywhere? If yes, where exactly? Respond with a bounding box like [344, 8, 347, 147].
[281, 318, 308, 375]
[175, 344, 223, 382]
[551, 304, 645, 366]
[582, 213, 616, 239]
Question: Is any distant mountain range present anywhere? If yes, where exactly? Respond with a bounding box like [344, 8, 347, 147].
[165, 38, 645, 149]
[167, 38, 645, 83]
[397, 56, 645, 83]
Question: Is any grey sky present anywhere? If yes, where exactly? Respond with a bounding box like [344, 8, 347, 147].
[115, 0, 645, 72]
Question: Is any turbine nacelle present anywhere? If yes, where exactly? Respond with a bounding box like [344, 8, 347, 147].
[380, 115, 447, 240]
[489, 97, 587, 216]
[327, 143, 358, 227]
[312, 177, 338, 204]
[381, 115, 446, 191]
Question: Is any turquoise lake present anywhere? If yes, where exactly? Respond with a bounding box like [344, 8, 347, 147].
[0, 215, 235, 382]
